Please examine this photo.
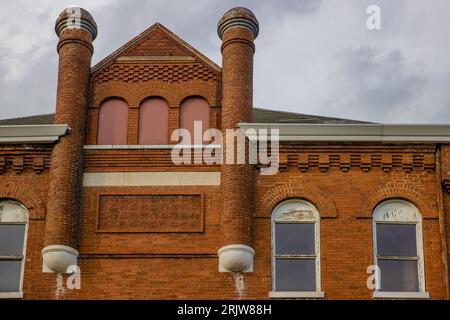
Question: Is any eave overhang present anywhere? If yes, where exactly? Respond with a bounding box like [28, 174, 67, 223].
[239, 123, 450, 143]
[0, 124, 68, 144]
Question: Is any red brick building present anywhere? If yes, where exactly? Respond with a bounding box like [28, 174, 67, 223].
[0, 6, 449, 300]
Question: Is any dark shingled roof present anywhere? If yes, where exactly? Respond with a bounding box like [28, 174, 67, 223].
[0, 108, 371, 125]
[0, 113, 55, 125]
[253, 108, 372, 124]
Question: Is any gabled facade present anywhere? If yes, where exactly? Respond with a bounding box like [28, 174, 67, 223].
[0, 6, 450, 300]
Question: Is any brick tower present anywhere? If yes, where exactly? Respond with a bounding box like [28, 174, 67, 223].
[42, 7, 97, 273]
[217, 8, 259, 272]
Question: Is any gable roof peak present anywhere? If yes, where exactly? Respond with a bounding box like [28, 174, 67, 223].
[91, 22, 220, 75]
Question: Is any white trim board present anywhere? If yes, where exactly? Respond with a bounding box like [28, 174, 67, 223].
[239, 123, 450, 143]
[83, 171, 221, 187]
[0, 124, 68, 144]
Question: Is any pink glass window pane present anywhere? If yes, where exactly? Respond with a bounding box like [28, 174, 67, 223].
[97, 99, 128, 145]
[180, 97, 210, 144]
[139, 98, 169, 145]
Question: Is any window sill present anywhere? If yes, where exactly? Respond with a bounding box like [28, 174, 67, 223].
[269, 291, 325, 299]
[0, 292, 23, 299]
[373, 292, 430, 299]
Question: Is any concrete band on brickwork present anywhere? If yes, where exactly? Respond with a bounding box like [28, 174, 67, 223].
[240, 123, 450, 142]
[0, 124, 68, 144]
[83, 171, 221, 186]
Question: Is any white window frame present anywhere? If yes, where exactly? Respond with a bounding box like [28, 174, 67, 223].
[269, 199, 324, 299]
[0, 200, 28, 299]
[372, 199, 429, 299]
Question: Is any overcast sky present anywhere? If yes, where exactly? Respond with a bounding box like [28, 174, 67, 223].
[1, 0, 449, 123]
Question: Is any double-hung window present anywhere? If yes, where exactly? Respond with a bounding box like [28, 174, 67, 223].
[373, 200, 429, 299]
[270, 199, 323, 298]
[0, 200, 28, 298]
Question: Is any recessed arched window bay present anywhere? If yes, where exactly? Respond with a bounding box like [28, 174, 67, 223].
[97, 98, 128, 145]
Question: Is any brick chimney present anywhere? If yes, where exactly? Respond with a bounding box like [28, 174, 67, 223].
[217, 7, 259, 272]
[42, 7, 97, 273]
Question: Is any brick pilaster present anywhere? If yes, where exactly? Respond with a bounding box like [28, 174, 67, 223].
[44, 8, 97, 250]
[218, 8, 258, 250]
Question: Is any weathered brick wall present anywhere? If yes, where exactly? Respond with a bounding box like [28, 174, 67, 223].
[0, 147, 53, 299]
[439, 144, 450, 297]
[254, 147, 445, 299]
[78, 185, 220, 256]
[9, 143, 445, 299]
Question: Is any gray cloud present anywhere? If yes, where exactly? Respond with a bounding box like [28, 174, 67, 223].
[323, 47, 428, 122]
[0, 0, 449, 124]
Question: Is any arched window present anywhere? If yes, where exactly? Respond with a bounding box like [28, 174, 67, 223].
[270, 199, 323, 298]
[138, 97, 169, 145]
[180, 97, 210, 144]
[97, 98, 128, 145]
[0, 200, 28, 297]
[373, 200, 428, 298]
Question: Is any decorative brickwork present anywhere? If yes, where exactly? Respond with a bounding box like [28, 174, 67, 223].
[83, 148, 221, 171]
[122, 26, 189, 57]
[79, 186, 220, 256]
[359, 184, 438, 218]
[443, 177, 450, 193]
[441, 146, 450, 196]
[0, 146, 52, 175]
[97, 194, 204, 233]
[0, 178, 47, 220]
[95, 63, 218, 84]
[258, 182, 338, 218]
[266, 146, 436, 173]
[87, 24, 221, 146]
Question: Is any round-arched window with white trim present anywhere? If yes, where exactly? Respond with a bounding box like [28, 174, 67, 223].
[0, 200, 28, 297]
[373, 199, 426, 295]
[271, 199, 322, 297]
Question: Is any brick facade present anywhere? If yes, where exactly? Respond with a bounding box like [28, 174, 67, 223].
[0, 6, 449, 300]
